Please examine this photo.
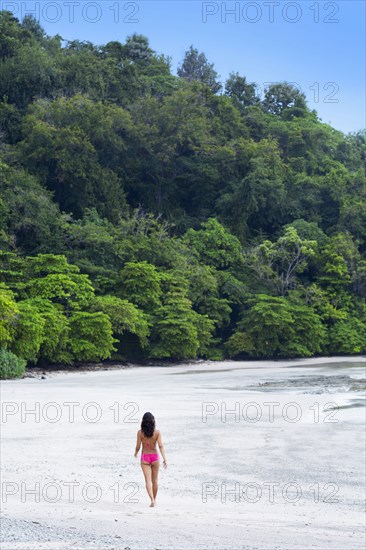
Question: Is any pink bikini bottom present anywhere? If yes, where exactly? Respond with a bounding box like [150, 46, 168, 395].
[141, 453, 159, 464]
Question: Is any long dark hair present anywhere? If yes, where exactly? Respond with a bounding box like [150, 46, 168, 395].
[141, 412, 155, 438]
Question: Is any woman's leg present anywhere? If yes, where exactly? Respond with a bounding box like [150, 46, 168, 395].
[151, 460, 159, 502]
[141, 462, 154, 506]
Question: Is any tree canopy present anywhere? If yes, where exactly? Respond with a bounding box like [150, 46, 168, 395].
[0, 12, 365, 374]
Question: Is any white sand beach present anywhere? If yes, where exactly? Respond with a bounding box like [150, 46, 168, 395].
[1, 357, 365, 549]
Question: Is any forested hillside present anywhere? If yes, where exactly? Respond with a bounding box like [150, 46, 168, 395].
[1, 12, 365, 377]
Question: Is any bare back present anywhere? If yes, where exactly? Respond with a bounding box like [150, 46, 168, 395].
[140, 429, 159, 454]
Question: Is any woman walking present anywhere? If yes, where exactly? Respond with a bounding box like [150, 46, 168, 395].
[134, 412, 167, 507]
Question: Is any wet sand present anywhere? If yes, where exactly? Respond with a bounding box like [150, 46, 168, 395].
[1, 356, 365, 549]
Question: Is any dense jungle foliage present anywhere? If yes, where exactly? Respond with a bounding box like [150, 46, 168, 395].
[0, 13, 365, 376]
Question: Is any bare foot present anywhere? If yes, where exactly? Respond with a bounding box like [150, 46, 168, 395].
[149, 501, 155, 507]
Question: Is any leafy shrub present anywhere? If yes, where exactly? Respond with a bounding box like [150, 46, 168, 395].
[327, 317, 366, 354]
[0, 348, 26, 379]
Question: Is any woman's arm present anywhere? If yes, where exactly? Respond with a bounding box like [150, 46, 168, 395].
[157, 431, 168, 468]
[134, 430, 141, 458]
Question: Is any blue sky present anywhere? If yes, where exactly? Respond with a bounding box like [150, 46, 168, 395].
[5, 0, 365, 133]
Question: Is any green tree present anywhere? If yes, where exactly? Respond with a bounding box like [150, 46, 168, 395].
[0, 159, 65, 254]
[149, 286, 196, 359]
[225, 72, 259, 109]
[177, 45, 221, 93]
[11, 300, 45, 362]
[29, 298, 71, 364]
[226, 295, 325, 358]
[184, 218, 243, 270]
[217, 139, 286, 238]
[117, 261, 162, 311]
[245, 227, 317, 296]
[19, 97, 129, 221]
[90, 295, 149, 348]
[314, 233, 359, 308]
[28, 273, 95, 311]
[262, 82, 307, 117]
[126, 87, 212, 216]
[0, 284, 18, 346]
[69, 312, 116, 361]
[186, 264, 231, 328]
[0, 11, 33, 59]
[0, 41, 56, 108]
[123, 34, 154, 64]
[148, 272, 214, 359]
[328, 316, 366, 354]
[114, 209, 187, 269]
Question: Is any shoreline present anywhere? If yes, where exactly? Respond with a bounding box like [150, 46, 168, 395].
[14, 354, 366, 380]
